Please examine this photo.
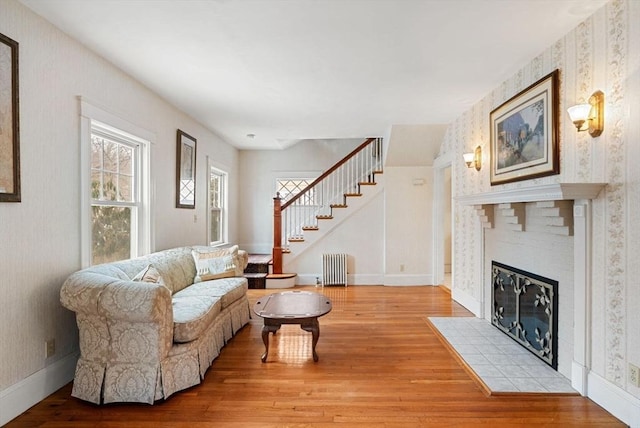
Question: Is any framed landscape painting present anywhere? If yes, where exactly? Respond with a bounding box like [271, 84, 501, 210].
[490, 70, 559, 185]
[176, 129, 197, 209]
[0, 32, 20, 202]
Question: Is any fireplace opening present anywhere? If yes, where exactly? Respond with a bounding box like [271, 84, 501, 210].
[491, 261, 558, 369]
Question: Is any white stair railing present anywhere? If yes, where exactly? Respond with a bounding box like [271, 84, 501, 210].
[275, 137, 383, 258]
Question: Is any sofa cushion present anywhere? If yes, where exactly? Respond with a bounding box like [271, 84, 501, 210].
[192, 246, 239, 282]
[132, 265, 165, 284]
[172, 295, 222, 343]
[173, 277, 248, 309]
[114, 247, 196, 294]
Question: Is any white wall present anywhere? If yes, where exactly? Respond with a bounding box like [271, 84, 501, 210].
[384, 166, 434, 285]
[284, 191, 385, 285]
[439, 0, 640, 423]
[0, 0, 240, 423]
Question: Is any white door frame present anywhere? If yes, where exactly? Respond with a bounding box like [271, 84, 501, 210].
[432, 153, 453, 286]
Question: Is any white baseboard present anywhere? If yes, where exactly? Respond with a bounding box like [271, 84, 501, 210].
[383, 274, 434, 286]
[571, 360, 588, 395]
[0, 352, 78, 426]
[451, 288, 481, 316]
[294, 274, 384, 286]
[588, 371, 640, 427]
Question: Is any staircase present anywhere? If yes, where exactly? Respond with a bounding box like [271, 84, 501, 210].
[271, 137, 383, 278]
[244, 254, 297, 289]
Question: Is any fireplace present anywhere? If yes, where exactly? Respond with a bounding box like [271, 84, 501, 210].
[454, 182, 606, 394]
[491, 261, 558, 369]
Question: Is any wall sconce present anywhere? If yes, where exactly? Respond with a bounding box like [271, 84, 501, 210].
[567, 90, 604, 137]
[463, 146, 482, 171]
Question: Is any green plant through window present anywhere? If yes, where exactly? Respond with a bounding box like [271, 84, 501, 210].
[90, 132, 137, 265]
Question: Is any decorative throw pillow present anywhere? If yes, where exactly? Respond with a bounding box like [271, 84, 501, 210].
[132, 265, 165, 284]
[192, 245, 239, 283]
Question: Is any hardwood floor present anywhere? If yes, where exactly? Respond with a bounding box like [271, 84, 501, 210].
[7, 286, 624, 427]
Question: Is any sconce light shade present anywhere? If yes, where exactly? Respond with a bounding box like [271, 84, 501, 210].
[463, 152, 475, 168]
[567, 104, 592, 131]
[463, 146, 482, 171]
[567, 90, 604, 137]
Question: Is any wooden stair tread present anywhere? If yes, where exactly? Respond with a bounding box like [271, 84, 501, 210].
[330, 204, 347, 208]
[358, 182, 376, 185]
[247, 254, 272, 264]
[344, 193, 362, 197]
[316, 215, 333, 219]
[302, 226, 318, 230]
[288, 237, 304, 242]
[244, 272, 268, 279]
[267, 273, 297, 279]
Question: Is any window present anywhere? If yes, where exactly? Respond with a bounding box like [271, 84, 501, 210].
[277, 178, 316, 205]
[81, 100, 152, 267]
[208, 165, 227, 246]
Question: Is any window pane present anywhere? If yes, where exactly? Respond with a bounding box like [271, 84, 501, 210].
[91, 171, 102, 200]
[210, 175, 220, 209]
[277, 179, 314, 204]
[118, 175, 133, 202]
[91, 137, 103, 169]
[92, 206, 131, 265]
[118, 145, 133, 175]
[210, 209, 221, 243]
[103, 172, 117, 201]
[103, 140, 118, 172]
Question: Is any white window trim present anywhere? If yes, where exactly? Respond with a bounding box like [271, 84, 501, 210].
[79, 97, 155, 267]
[207, 157, 228, 247]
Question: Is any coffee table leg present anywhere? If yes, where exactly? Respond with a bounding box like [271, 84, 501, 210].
[301, 318, 320, 362]
[261, 324, 280, 363]
[261, 325, 270, 362]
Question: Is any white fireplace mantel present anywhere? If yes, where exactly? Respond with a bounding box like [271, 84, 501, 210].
[453, 181, 607, 397]
[455, 183, 607, 206]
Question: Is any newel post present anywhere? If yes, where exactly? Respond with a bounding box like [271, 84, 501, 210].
[272, 193, 283, 274]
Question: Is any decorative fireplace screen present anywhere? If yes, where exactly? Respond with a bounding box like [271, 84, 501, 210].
[491, 261, 558, 369]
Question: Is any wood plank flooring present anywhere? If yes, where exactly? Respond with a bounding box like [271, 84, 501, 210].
[7, 285, 624, 427]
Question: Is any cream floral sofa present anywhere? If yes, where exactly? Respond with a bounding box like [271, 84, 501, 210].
[60, 245, 250, 405]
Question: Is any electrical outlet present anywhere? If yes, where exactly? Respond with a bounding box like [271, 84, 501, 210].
[630, 363, 640, 387]
[45, 339, 55, 358]
[400, 264, 405, 272]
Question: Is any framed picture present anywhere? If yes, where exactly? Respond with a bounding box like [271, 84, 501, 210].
[490, 70, 559, 186]
[176, 129, 197, 209]
[0, 32, 20, 202]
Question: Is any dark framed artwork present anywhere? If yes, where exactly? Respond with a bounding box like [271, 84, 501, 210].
[490, 70, 559, 186]
[0, 32, 20, 202]
[176, 129, 197, 209]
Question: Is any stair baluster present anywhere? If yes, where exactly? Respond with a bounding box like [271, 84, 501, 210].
[272, 137, 383, 274]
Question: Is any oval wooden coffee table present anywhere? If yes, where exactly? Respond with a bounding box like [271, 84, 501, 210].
[253, 291, 332, 362]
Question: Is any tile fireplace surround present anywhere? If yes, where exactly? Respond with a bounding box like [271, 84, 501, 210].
[456, 182, 606, 396]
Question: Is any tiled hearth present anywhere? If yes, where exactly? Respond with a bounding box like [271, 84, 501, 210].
[429, 317, 576, 394]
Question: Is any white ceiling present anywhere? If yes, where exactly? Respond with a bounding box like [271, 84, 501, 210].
[21, 0, 607, 150]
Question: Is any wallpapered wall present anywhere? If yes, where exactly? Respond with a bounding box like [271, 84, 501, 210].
[439, 0, 639, 396]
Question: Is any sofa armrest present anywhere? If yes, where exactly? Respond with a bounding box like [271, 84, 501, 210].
[99, 280, 172, 323]
[99, 279, 174, 364]
[237, 250, 249, 274]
